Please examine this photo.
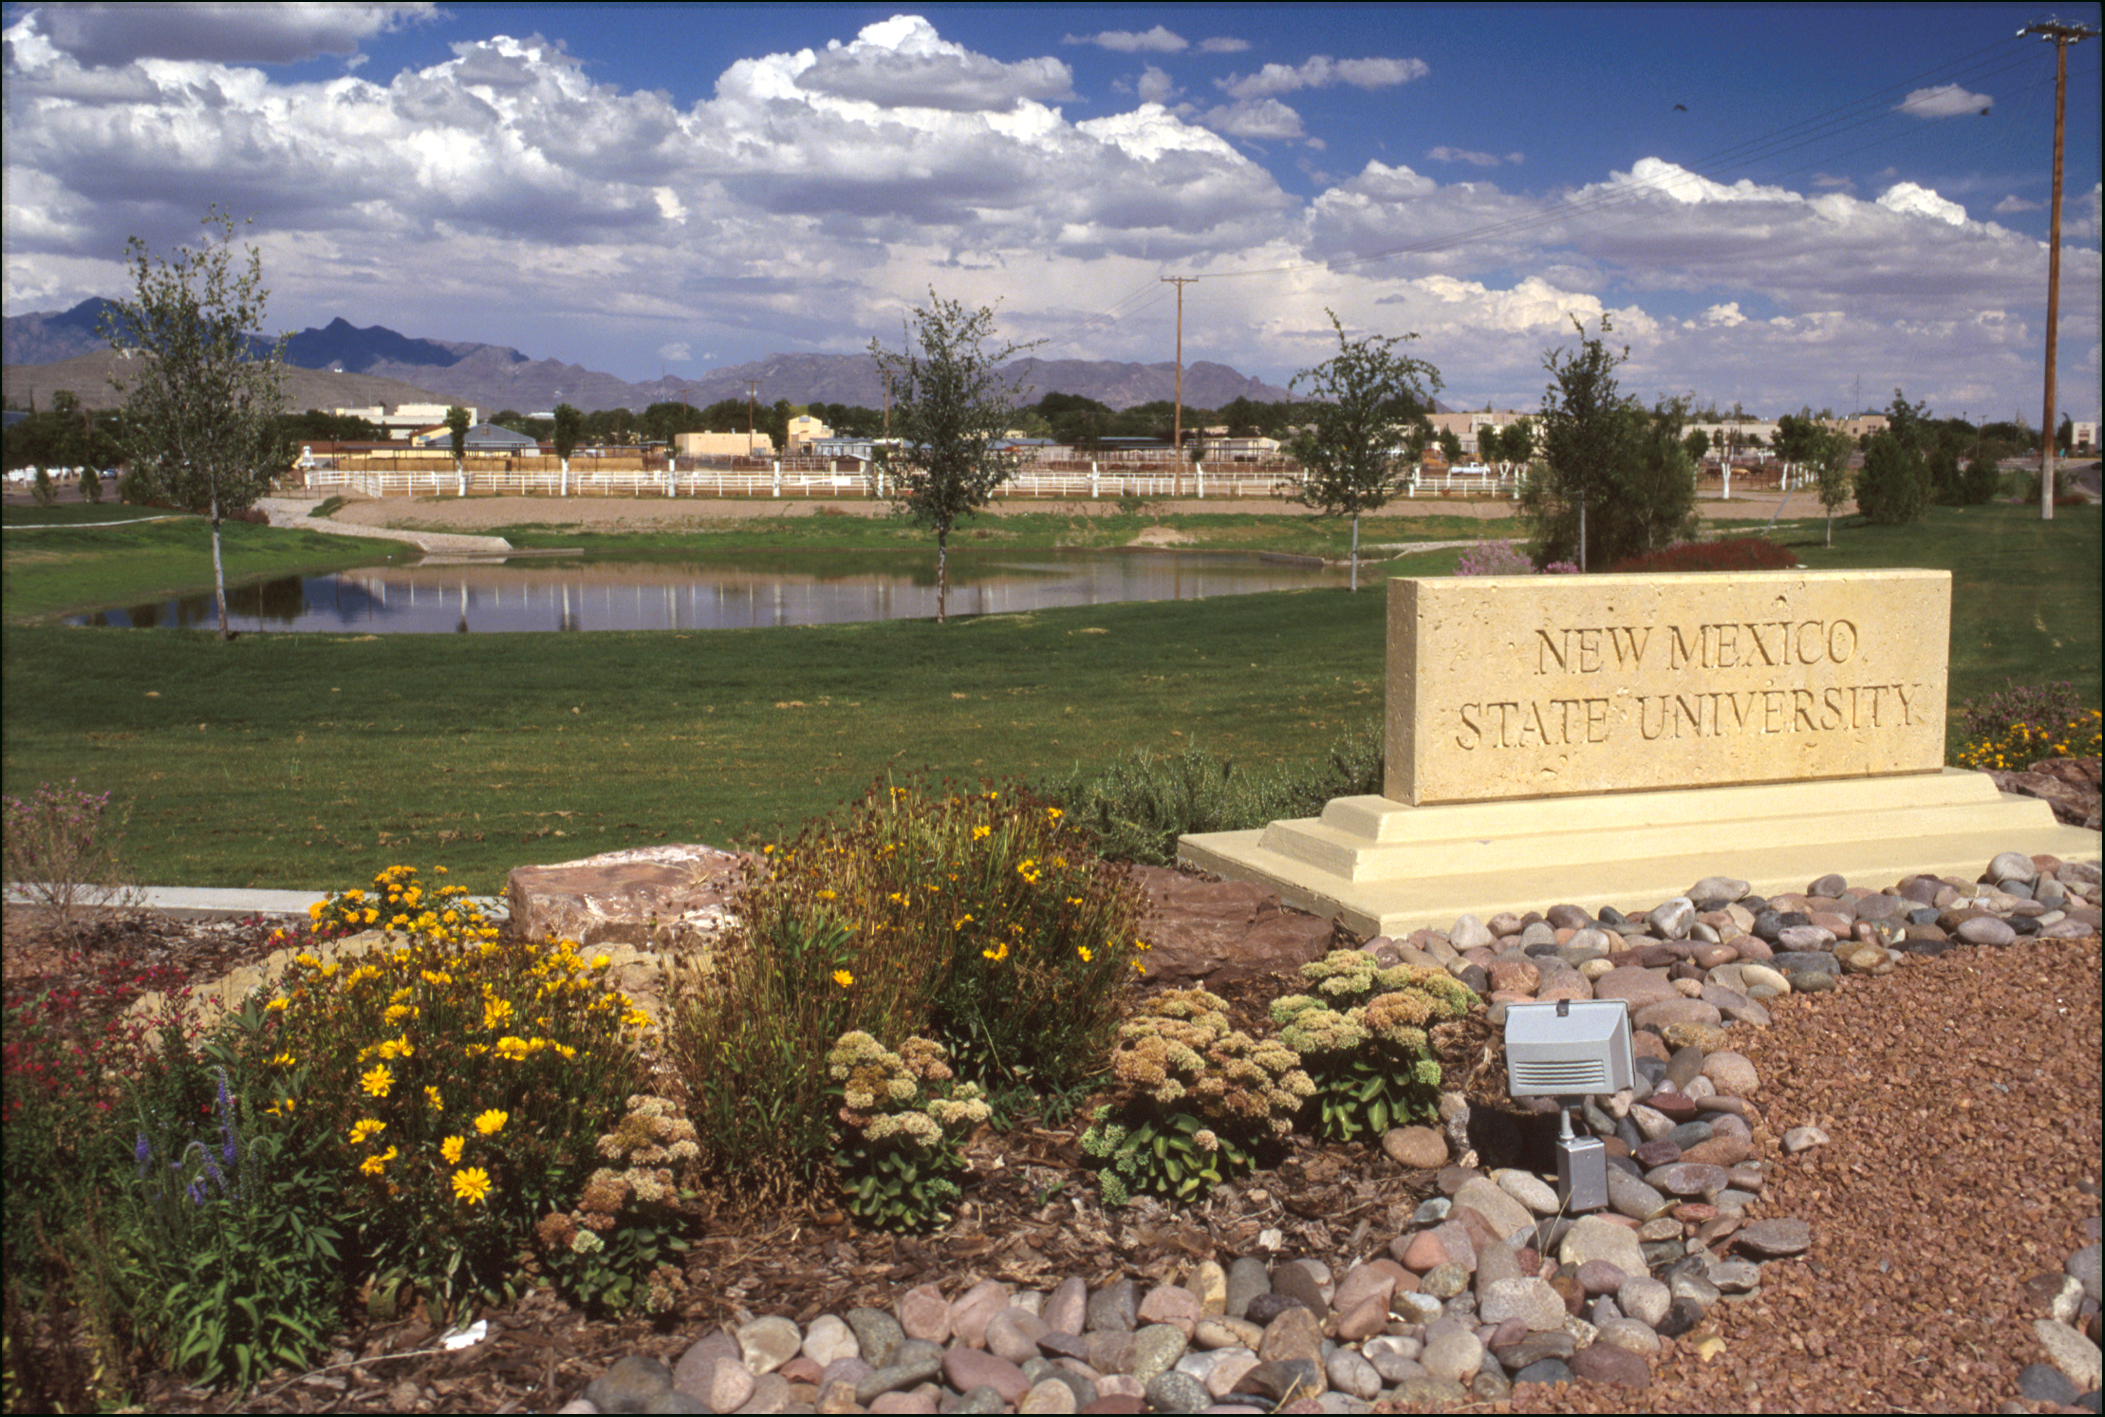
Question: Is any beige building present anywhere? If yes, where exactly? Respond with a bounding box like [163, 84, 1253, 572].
[785, 414, 833, 452]
[675, 430, 777, 458]
[332, 402, 479, 436]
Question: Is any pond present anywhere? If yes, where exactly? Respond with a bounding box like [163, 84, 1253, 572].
[68, 549, 1351, 633]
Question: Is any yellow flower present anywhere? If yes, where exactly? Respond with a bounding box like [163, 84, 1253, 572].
[1077, 946, 1094, 963]
[1046, 806, 1064, 822]
[817, 889, 837, 901]
[349, 1118, 386, 1144]
[294, 952, 320, 969]
[483, 997, 515, 1029]
[495, 1035, 532, 1061]
[440, 1135, 465, 1165]
[363, 908, 378, 924]
[983, 941, 1010, 962]
[269, 1050, 296, 1068]
[425, 1086, 444, 1112]
[589, 953, 612, 970]
[474, 1109, 509, 1136]
[834, 969, 854, 988]
[453, 1167, 493, 1205]
[360, 1065, 394, 1098]
[359, 1145, 398, 1176]
[971, 825, 991, 841]
[378, 1035, 414, 1060]
[266, 996, 290, 1014]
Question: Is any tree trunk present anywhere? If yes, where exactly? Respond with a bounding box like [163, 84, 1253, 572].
[209, 487, 230, 641]
[936, 526, 949, 623]
[1350, 513, 1361, 592]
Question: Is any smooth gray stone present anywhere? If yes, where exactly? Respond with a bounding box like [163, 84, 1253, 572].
[1648, 898, 1695, 940]
[1145, 1370, 1211, 1412]
[845, 1307, 905, 1369]
[585, 1355, 675, 1414]
[1225, 1256, 1271, 1320]
[855, 1353, 944, 1403]
[1606, 1165, 1671, 1220]
[951, 1385, 1008, 1415]
[1508, 1358, 1573, 1387]
[640, 1393, 710, 1414]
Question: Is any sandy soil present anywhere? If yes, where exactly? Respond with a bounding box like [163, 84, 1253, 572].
[310, 487, 1835, 536]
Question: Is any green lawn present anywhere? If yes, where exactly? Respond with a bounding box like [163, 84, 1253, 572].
[3, 498, 2095, 895]
[2, 505, 418, 623]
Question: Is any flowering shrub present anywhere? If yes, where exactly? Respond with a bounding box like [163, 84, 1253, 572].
[1952, 680, 2102, 772]
[667, 778, 1138, 1200]
[305, 863, 496, 945]
[2, 781, 135, 945]
[532, 1095, 697, 1314]
[1269, 950, 1478, 1143]
[1603, 536, 1798, 573]
[221, 878, 651, 1316]
[828, 1032, 990, 1232]
[1453, 540, 1534, 576]
[1080, 988, 1312, 1205]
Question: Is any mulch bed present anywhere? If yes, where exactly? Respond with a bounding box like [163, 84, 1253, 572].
[2, 903, 1536, 1414]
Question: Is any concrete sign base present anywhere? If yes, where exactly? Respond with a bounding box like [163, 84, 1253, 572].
[1178, 769, 2101, 938]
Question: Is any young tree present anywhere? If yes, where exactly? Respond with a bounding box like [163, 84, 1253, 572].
[1498, 417, 1535, 472]
[1286, 310, 1443, 591]
[101, 208, 287, 641]
[445, 404, 470, 479]
[1809, 426, 1854, 545]
[1436, 426, 1464, 467]
[552, 403, 583, 481]
[1683, 426, 1711, 468]
[869, 292, 1041, 622]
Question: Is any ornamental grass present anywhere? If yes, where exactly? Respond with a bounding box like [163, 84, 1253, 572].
[665, 777, 1141, 1201]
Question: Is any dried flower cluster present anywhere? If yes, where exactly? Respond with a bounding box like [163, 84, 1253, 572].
[1108, 988, 1312, 1139]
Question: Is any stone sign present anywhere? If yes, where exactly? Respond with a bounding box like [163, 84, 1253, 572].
[1386, 570, 1950, 804]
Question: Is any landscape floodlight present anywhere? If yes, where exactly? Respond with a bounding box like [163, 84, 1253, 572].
[1504, 998, 1634, 1212]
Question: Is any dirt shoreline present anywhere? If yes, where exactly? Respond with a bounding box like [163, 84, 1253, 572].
[310, 487, 1839, 535]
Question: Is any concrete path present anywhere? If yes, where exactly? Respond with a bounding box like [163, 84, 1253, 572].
[5, 883, 508, 924]
[257, 496, 514, 555]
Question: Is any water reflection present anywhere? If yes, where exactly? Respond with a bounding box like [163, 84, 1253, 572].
[69, 550, 1349, 634]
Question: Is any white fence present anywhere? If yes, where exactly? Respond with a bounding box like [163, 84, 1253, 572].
[300, 458, 1529, 503]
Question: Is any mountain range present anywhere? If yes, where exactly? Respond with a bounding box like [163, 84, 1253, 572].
[4, 299, 1300, 415]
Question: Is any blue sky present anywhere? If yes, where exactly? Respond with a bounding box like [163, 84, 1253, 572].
[5, 2, 2099, 422]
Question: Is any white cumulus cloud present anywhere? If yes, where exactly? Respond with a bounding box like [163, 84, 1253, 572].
[1897, 84, 1991, 118]
[1217, 54, 1428, 101]
[31, 1, 437, 68]
[1877, 182, 1968, 226]
[1063, 26, 1185, 54]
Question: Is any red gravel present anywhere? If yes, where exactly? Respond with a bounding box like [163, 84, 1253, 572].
[1528, 932, 2102, 1415]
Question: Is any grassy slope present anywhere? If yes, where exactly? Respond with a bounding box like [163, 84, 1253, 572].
[3, 499, 2095, 894]
[2, 505, 419, 623]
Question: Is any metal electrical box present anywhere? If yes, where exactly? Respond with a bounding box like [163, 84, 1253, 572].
[1504, 998, 1634, 1097]
[1502, 998, 1635, 1213]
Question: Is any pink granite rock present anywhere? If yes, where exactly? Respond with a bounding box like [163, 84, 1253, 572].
[506, 843, 744, 948]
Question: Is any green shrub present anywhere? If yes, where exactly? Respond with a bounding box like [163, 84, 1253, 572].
[1269, 950, 1478, 1143]
[1079, 988, 1311, 1206]
[1959, 456, 2000, 505]
[1854, 434, 1928, 525]
[80, 467, 102, 504]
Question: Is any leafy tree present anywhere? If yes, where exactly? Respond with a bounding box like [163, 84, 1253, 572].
[1285, 309, 1444, 591]
[552, 403, 583, 476]
[101, 208, 288, 641]
[641, 401, 707, 444]
[1498, 418, 1534, 470]
[1520, 316, 1695, 570]
[870, 291, 1042, 621]
[1683, 426, 1711, 465]
[2056, 415, 2073, 456]
[1435, 426, 1464, 467]
[1809, 426, 1854, 545]
[444, 405, 470, 472]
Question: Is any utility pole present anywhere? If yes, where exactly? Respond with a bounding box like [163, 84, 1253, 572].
[2019, 19, 2094, 521]
[1163, 276, 1197, 496]
[744, 378, 760, 460]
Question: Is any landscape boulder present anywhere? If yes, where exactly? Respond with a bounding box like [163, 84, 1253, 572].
[506, 843, 746, 950]
[1126, 865, 1336, 988]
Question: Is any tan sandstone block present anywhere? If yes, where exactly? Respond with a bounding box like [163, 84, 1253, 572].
[1385, 570, 1950, 804]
